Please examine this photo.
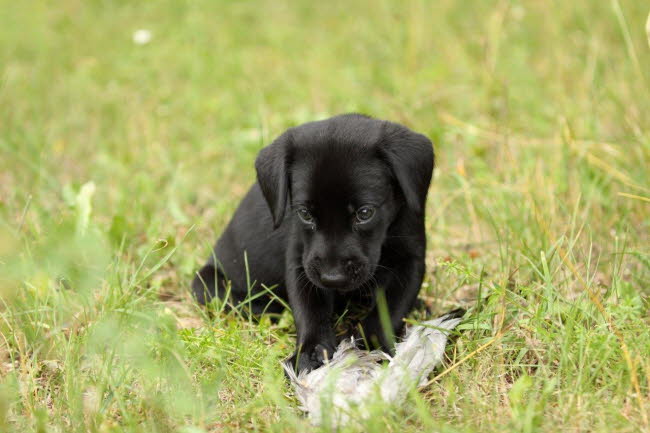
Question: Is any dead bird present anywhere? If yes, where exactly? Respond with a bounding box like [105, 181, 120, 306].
[283, 309, 464, 427]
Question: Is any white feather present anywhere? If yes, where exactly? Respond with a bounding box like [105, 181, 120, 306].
[282, 312, 462, 427]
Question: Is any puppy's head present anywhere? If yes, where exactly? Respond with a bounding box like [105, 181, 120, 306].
[255, 114, 434, 291]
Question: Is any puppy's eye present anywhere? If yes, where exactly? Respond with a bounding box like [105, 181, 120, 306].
[297, 208, 314, 224]
[355, 206, 375, 223]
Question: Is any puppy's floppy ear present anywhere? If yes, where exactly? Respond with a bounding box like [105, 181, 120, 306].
[379, 124, 434, 214]
[255, 130, 292, 228]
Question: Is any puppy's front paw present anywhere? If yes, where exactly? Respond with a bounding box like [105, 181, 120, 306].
[287, 343, 335, 373]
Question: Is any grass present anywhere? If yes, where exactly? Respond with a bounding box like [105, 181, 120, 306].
[1, 0, 649, 431]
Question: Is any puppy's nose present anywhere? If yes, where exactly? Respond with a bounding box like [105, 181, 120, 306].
[319, 270, 349, 288]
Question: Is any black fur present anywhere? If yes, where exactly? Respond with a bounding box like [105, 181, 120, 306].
[192, 114, 434, 372]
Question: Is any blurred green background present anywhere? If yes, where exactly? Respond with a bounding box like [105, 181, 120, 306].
[1, 1, 649, 432]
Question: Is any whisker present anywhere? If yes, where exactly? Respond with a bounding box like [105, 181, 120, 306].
[374, 264, 406, 290]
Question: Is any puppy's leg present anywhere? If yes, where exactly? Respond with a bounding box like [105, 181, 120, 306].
[358, 257, 425, 352]
[286, 267, 336, 372]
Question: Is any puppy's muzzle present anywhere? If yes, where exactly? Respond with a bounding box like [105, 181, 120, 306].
[311, 259, 366, 291]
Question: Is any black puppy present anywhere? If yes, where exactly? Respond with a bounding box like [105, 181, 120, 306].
[192, 114, 434, 372]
